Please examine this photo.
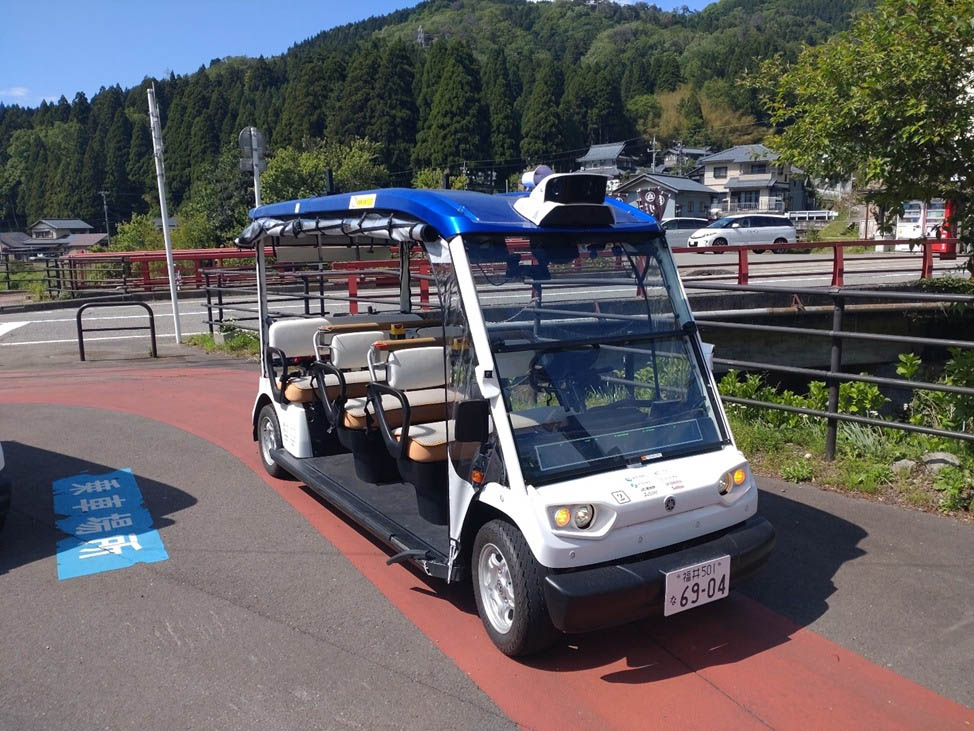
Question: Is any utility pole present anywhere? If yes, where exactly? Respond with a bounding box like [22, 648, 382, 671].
[650, 135, 658, 171]
[146, 83, 182, 344]
[98, 190, 111, 246]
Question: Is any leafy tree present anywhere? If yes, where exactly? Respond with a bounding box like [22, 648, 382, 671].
[411, 167, 468, 190]
[112, 212, 163, 251]
[262, 139, 388, 203]
[756, 0, 974, 247]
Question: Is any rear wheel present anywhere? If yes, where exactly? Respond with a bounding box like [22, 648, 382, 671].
[753, 248, 766, 254]
[258, 404, 289, 478]
[472, 519, 559, 657]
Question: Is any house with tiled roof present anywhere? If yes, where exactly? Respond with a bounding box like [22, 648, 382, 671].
[613, 173, 718, 219]
[27, 219, 94, 239]
[698, 144, 808, 214]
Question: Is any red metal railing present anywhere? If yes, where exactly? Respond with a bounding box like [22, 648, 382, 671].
[671, 238, 963, 287]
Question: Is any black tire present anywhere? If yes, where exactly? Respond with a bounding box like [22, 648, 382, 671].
[712, 237, 727, 249]
[257, 404, 289, 479]
[772, 238, 788, 254]
[472, 519, 559, 657]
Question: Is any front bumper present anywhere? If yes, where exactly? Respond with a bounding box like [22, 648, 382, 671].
[543, 515, 775, 633]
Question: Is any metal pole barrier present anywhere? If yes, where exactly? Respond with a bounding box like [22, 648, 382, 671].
[825, 295, 845, 461]
[205, 270, 214, 335]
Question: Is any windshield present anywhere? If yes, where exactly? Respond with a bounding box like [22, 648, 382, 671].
[464, 234, 725, 486]
[706, 217, 734, 229]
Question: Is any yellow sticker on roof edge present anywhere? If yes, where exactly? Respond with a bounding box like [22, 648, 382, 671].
[349, 194, 376, 209]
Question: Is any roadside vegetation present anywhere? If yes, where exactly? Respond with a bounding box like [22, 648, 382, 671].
[185, 324, 260, 359]
[720, 349, 974, 516]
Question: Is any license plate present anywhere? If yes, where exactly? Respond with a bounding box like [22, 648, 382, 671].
[663, 555, 730, 617]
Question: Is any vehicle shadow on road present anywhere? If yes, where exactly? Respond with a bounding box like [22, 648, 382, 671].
[522, 488, 867, 681]
[0, 441, 197, 576]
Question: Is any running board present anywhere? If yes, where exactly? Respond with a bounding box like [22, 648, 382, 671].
[270, 448, 453, 580]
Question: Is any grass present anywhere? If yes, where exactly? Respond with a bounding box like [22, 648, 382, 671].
[727, 413, 971, 515]
[185, 328, 260, 358]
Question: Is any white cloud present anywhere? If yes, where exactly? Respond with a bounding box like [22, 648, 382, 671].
[0, 86, 30, 98]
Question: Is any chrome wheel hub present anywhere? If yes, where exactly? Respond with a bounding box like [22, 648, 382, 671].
[260, 417, 276, 464]
[479, 542, 515, 634]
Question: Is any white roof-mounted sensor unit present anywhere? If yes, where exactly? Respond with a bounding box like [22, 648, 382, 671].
[513, 173, 613, 227]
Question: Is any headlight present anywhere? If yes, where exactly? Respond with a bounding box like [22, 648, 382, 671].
[573, 505, 594, 529]
[551, 504, 596, 530]
[719, 467, 748, 495]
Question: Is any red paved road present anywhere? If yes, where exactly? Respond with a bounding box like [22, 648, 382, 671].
[4, 365, 972, 729]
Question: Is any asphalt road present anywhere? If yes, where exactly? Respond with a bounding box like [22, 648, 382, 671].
[0, 251, 963, 356]
[0, 361, 971, 729]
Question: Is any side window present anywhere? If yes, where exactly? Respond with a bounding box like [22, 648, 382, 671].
[735, 217, 751, 228]
[661, 220, 674, 230]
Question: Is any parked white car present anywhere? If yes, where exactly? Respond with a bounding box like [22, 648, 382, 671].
[687, 214, 797, 253]
[660, 217, 710, 248]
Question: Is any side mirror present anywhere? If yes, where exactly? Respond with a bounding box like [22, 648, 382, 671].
[730, 222, 741, 228]
[454, 399, 490, 443]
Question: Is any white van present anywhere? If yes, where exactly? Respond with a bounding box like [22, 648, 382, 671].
[687, 214, 797, 253]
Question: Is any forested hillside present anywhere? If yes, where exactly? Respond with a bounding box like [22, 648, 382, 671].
[0, 0, 872, 245]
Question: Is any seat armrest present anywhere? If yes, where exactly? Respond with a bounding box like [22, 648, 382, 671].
[311, 361, 345, 425]
[367, 382, 409, 460]
[266, 346, 289, 404]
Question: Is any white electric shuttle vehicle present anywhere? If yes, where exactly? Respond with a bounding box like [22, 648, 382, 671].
[239, 173, 775, 656]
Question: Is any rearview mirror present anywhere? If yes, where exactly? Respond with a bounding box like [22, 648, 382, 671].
[454, 399, 490, 443]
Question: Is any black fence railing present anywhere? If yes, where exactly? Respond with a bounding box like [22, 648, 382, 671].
[685, 281, 974, 459]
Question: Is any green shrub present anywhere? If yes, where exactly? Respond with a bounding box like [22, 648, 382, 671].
[781, 459, 813, 482]
[933, 466, 974, 512]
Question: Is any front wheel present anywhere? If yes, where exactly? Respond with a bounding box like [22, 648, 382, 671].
[772, 238, 789, 254]
[257, 404, 289, 478]
[472, 519, 559, 657]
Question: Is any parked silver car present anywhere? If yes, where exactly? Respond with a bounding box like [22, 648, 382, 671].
[687, 214, 797, 253]
[660, 217, 711, 247]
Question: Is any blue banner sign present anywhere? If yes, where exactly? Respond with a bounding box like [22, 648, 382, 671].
[52, 468, 168, 580]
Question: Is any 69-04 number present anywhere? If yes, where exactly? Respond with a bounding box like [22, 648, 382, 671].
[663, 555, 730, 616]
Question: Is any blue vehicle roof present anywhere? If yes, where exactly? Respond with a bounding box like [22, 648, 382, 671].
[251, 188, 660, 237]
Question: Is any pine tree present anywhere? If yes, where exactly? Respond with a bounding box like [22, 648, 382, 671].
[412, 43, 485, 169]
[329, 41, 382, 143]
[367, 40, 418, 173]
[521, 61, 564, 165]
[482, 54, 519, 166]
[278, 53, 344, 146]
[104, 109, 132, 210]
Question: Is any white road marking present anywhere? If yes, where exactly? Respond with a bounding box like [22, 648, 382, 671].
[0, 322, 28, 338]
[0, 332, 206, 346]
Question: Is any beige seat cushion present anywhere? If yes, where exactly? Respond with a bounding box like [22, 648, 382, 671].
[393, 421, 448, 463]
[278, 370, 372, 403]
[342, 387, 448, 430]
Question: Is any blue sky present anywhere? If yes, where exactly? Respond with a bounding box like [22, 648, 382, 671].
[0, 0, 713, 107]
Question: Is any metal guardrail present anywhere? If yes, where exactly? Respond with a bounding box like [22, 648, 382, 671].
[685, 281, 974, 459]
[76, 301, 157, 361]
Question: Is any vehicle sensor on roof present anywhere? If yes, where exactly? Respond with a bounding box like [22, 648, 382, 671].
[513, 173, 614, 227]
